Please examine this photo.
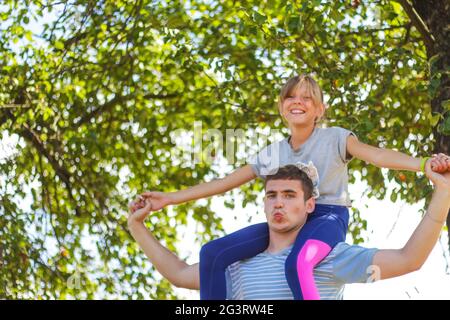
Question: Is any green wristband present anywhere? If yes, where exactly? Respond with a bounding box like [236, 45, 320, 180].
[420, 157, 430, 172]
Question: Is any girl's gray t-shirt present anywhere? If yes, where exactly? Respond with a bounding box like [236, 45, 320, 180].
[250, 126, 355, 206]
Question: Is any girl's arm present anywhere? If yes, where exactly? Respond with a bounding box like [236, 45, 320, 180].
[139, 164, 257, 211]
[172, 164, 257, 204]
[346, 135, 448, 172]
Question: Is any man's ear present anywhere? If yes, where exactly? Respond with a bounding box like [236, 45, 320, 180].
[305, 197, 316, 214]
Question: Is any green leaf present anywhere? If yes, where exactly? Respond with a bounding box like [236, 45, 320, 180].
[429, 53, 442, 73]
[438, 113, 450, 135]
[390, 192, 397, 203]
[364, 120, 374, 131]
[24, 31, 32, 41]
[387, 11, 397, 20]
[252, 11, 266, 25]
[286, 15, 302, 33]
[442, 100, 450, 112]
[428, 77, 440, 98]
[429, 113, 441, 127]
[54, 40, 64, 50]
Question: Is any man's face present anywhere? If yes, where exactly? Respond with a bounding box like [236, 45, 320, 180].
[264, 179, 315, 234]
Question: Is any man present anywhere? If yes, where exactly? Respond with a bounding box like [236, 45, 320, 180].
[127, 161, 450, 299]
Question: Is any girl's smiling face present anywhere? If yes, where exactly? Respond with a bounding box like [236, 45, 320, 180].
[280, 83, 324, 127]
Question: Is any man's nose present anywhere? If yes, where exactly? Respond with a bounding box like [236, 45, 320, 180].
[274, 198, 284, 208]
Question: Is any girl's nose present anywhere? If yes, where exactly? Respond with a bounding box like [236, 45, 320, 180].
[293, 97, 304, 105]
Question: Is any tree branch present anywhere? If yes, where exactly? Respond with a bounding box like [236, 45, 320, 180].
[73, 92, 179, 128]
[343, 24, 411, 36]
[3, 109, 81, 213]
[395, 0, 435, 49]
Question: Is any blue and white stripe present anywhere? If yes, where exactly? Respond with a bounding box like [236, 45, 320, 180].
[226, 243, 377, 300]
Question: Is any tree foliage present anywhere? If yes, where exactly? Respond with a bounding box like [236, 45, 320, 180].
[0, 0, 448, 298]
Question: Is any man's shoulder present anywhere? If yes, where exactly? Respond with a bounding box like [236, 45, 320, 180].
[324, 242, 377, 263]
[318, 242, 379, 284]
[332, 242, 354, 252]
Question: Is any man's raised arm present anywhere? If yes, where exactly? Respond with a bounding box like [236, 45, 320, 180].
[127, 199, 200, 289]
[372, 159, 450, 280]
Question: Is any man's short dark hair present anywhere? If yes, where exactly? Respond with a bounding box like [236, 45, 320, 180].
[264, 165, 314, 201]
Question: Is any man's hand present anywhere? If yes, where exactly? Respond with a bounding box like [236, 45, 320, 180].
[429, 153, 450, 173]
[128, 191, 174, 214]
[129, 196, 145, 213]
[425, 155, 450, 190]
[138, 191, 175, 211]
[126, 197, 200, 289]
[128, 198, 153, 226]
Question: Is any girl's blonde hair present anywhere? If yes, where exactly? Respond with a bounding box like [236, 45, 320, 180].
[277, 74, 325, 124]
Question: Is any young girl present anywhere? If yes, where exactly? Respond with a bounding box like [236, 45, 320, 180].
[131, 74, 450, 300]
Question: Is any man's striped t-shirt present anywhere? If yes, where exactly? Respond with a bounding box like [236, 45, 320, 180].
[225, 242, 378, 300]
